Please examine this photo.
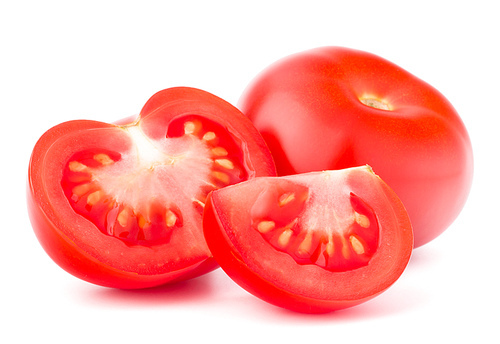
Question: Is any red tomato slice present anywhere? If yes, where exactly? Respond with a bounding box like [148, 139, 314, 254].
[203, 166, 413, 313]
[27, 87, 276, 289]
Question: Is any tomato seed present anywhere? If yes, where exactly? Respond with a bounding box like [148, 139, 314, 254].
[354, 212, 370, 228]
[87, 190, 103, 206]
[257, 220, 275, 233]
[117, 208, 130, 227]
[349, 235, 365, 255]
[203, 131, 216, 141]
[278, 192, 295, 207]
[72, 183, 92, 197]
[297, 231, 313, 256]
[184, 120, 202, 135]
[165, 209, 177, 228]
[278, 229, 293, 248]
[215, 158, 234, 170]
[137, 214, 147, 229]
[184, 121, 196, 135]
[69, 161, 87, 172]
[94, 153, 114, 165]
[325, 240, 335, 256]
[211, 147, 228, 156]
[212, 171, 230, 184]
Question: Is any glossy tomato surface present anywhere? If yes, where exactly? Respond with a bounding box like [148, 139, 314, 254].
[238, 47, 473, 247]
[203, 166, 413, 313]
[27, 87, 276, 289]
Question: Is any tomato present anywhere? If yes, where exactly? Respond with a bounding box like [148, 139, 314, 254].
[203, 166, 413, 313]
[238, 46, 473, 247]
[27, 87, 276, 289]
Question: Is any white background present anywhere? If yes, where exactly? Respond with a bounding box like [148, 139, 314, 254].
[2, 1, 498, 343]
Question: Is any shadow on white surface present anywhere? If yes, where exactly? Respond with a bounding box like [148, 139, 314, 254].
[74, 251, 431, 323]
[79, 270, 221, 308]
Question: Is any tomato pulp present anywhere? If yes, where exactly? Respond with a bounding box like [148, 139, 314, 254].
[27, 87, 276, 289]
[203, 166, 413, 313]
[238, 46, 473, 247]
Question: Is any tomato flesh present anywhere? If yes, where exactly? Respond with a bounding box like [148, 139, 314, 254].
[28, 87, 277, 289]
[203, 166, 413, 313]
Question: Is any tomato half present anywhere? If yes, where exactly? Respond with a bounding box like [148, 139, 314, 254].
[203, 166, 413, 313]
[27, 87, 276, 289]
[238, 46, 473, 247]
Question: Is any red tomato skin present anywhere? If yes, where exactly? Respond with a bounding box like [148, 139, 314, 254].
[27, 186, 216, 289]
[203, 168, 413, 313]
[238, 47, 473, 247]
[27, 87, 276, 289]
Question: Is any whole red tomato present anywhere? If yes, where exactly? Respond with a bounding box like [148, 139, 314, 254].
[238, 47, 473, 247]
[27, 87, 276, 289]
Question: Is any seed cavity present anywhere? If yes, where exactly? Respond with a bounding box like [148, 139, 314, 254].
[63, 115, 250, 247]
[251, 186, 379, 272]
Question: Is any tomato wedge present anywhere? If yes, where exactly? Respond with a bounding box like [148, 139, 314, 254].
[27, 87, 276, 289]
[203, 166, 413, 313]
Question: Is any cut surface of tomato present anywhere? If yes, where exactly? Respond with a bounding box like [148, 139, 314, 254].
[203, 166, 413, 313]
[28, 87, 276, 289]
[60, 115, 249, 247]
